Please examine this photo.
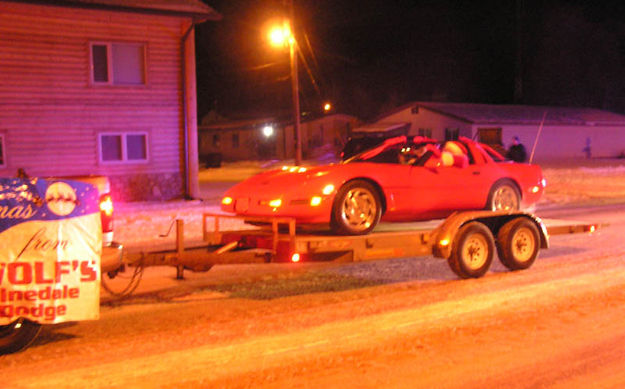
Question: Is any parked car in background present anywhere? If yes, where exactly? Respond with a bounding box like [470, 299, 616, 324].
[222, 136, 546, 235]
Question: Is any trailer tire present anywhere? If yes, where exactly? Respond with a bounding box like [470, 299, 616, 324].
[496, 217, 540, 270]
[331, 180, 382, 235]
[0, 318, 42, 355]
[448, 222, 494, 279]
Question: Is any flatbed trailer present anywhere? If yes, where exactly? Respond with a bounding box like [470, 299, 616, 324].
[119, 210, 599, 282]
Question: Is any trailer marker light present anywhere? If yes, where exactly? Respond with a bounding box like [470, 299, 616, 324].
[310, 196, 322, 206]
[587, 225, 596, 233]
[222, 197, 233, 205]
[291, 253, 301, 262]
[439, 238, 450, 247]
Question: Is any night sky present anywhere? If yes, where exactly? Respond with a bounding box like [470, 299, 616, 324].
[195, 0, 625, 122]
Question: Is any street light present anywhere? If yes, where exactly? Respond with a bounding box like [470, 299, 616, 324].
[262, 125, 274, 138]
[267, 20, 302, 165]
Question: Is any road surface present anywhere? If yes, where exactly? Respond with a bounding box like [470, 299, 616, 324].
[2, 205, 625, 388]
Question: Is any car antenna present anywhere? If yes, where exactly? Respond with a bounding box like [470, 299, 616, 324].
[529, 110, 547, 164]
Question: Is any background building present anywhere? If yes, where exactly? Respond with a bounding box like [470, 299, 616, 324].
[199, 113, 360, 162]
[375, 102, 625, 162]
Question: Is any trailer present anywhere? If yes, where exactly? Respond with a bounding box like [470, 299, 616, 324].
[114, 210, 598, 287]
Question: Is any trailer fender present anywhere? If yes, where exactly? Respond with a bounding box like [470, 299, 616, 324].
[431, 211, 549, 259]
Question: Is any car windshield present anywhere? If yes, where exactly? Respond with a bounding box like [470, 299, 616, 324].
[343, 136, 479, 169]
[343, 136, 439, 166]
[343, 136, 408, 164]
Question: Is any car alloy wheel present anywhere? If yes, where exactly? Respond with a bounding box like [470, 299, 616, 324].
[488, 182, 520, 211]
[332, 180, 381, 235]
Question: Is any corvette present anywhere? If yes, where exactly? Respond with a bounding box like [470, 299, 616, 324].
[221, 136, 545, 235]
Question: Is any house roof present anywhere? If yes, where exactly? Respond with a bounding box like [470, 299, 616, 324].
[384, 101, 625, 126]
[15, 0, 221, 21]
[352, 122, 409, 133]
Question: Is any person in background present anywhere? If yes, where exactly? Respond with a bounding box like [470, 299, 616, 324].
[507, 136, 527, 162]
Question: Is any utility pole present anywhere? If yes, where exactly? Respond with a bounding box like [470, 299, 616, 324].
[288, 0, 302, 165]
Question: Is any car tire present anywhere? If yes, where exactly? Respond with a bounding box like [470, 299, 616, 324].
[0, 318, 42, 355]
[331, 180, 382, 235]
[486, 180, 520, 211]
[447, 222, 494, 279]
[496, 217, 540, 270]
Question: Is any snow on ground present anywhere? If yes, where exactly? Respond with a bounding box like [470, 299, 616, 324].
[115, 158, 625, 250]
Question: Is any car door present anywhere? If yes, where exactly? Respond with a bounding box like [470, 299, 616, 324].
[424, 164, 492, 210]
[406, 143, 494, 213]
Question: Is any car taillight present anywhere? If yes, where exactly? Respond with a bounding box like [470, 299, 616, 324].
[99, 194, 114, 233]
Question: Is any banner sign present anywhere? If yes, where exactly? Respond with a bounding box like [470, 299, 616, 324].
[0, 178, 101, 324]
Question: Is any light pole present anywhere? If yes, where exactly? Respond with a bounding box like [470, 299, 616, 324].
[268, 20, 302, 165]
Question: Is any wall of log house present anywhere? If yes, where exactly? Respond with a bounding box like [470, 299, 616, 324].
[0, 1, 195, 201]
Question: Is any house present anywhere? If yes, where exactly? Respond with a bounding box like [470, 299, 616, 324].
[198, 112, 281, 163]
[374, 102, 625, 161]
[282, 114, 361, 160]
[199, 113, 360, 162]
[0, 0, 220, 201]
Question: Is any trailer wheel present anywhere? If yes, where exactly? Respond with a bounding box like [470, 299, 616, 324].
[486, 180, 520, 211]
[496, 217, 540, 270]
[0, 318, 42, 355]
[448, 222, 494, 279]
[331, 180, 381, 235]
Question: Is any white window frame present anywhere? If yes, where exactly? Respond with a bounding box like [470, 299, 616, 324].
[89, 41, 147, 86]
[98, 132, 149, 164]
[0, 133, 5, 168]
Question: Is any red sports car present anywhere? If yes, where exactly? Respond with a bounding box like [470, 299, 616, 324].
[221, 136, 545, 235]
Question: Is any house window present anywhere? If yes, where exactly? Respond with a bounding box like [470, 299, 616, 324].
[90, 42, 146, 85]
[418, 128, 432, 138]
[232, 133, 239, 148]
[0, 134, 5, 167]
[445, 128, 459, 141]
[99, 132, 148, 163]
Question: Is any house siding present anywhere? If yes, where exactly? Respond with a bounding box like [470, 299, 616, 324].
[496, 124, 625, 162]
[380, 106, 472, 140]
[0, 2, 189, 200]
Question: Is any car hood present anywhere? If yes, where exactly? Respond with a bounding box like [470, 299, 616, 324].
[224, 164, 345, 198]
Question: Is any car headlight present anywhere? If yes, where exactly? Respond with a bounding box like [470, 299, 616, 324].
[269, 199, 282, 208]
